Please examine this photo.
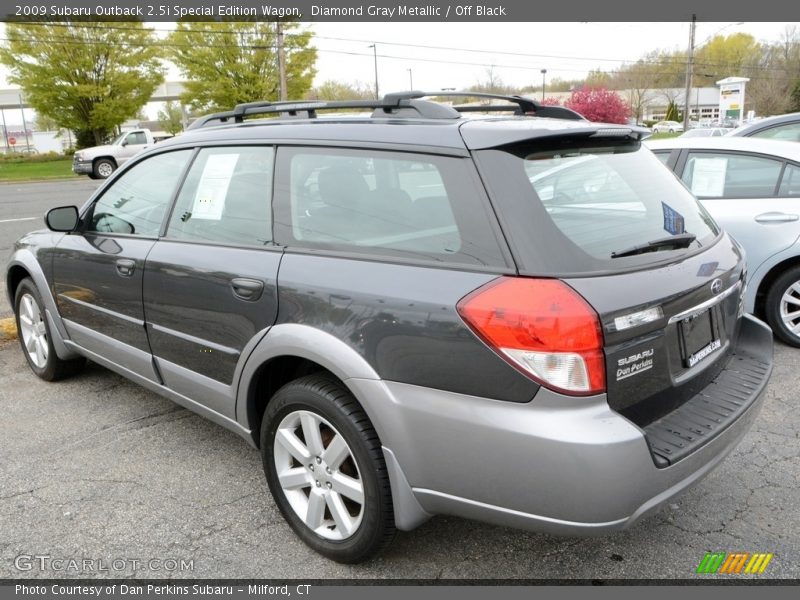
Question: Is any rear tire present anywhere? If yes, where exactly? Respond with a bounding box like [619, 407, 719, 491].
[261, 374, 395, 563]
[765, 266, 800, 347]
[14, 278, 86, 381]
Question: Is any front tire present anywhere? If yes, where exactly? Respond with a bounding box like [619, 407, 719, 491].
[765, 266, 800, 347]
[261, 374, 395, 563]
[14, 278, 85, 381]
[93, 158, 116, 179]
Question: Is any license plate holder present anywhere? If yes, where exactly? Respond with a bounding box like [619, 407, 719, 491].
[679, 308, 721, 368]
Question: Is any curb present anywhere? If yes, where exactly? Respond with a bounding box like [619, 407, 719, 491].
[0, 176, 82, 185]
[0, 317, 18, 341]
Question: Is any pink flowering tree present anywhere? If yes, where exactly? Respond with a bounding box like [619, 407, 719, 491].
[564, 87, 631, 124]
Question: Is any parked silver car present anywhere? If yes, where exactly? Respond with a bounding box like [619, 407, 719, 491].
[680, 127, 732, 138]
[729, 112, 800, 142]
[648, 136, 800, 346]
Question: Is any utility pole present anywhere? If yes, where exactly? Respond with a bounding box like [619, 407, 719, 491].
[369, 44, 379, 99]
[407, 68, 413, 90]
[276, 22, 287, 101]
[19, 94, 31, 152]
[683, 14, 696, 131]
[540, 69, 547, 102]
[1, 108, 10, 153]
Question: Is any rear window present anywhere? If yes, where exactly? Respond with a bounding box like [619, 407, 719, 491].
[475, 141, 720, 275]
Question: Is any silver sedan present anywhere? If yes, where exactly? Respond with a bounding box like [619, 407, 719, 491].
[647, 136, 800, 346]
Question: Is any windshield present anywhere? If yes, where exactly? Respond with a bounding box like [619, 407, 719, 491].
[109, 132, 126, 145]
[474, 141, 720, 275]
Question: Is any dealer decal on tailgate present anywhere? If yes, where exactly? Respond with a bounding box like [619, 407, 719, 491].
[616, 348, 654, 381]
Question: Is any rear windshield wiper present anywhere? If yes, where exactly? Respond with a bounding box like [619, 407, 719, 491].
[611, 233, 697, 259]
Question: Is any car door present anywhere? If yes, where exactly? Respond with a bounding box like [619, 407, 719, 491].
[676, 150, 800, 276]
[118, 131, 151, 165]
[52, 149, 194, 380]
[142, 146, 281, 419]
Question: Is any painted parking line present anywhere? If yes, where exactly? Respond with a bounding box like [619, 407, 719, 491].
[0, 317, 17, 341]
[0, 217, 37, 224]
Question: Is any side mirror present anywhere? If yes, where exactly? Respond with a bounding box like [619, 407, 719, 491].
[45, 206, 80, 232]
[121, 140, 128, 146]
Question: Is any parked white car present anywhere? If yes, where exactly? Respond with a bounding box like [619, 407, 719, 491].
[652, 120, 684, 134]
[648, 136, 800, 346]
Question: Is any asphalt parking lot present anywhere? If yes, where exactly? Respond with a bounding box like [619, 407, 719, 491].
[1, 179, 798, 580]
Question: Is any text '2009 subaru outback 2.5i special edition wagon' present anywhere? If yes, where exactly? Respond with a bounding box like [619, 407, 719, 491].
[7, 93, 773, 563]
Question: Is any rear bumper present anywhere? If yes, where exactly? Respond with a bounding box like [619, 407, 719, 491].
[352, 314, 772, 534]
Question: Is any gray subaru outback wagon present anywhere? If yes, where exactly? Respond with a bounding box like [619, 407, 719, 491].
[6, 93, 773, 563]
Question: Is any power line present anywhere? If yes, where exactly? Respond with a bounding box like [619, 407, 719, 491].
[7, 20, 799, 73]
[3, 35, 797, 84]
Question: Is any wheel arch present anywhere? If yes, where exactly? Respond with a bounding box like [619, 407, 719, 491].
[6, 263, 31, 308]
[236, 323, 381, 448]
[92, 155, 117, 168]
[6, 253, 80, 360]
[236, 323, 431, 531]
[754, 254, 800, 320]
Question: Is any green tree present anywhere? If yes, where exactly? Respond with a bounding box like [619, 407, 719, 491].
[664, 101, 680, 122]
[694, 33, 761, 86]
[0, 21, 163, 146]
[169, 21, 317, 113]
[308, 80, 373, 101]
[32, 113, 59, 132]
[791, 80, 800, 112]
[157, 101, 185, 135]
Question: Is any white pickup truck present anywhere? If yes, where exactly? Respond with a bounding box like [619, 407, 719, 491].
[72, 129, 169, 179]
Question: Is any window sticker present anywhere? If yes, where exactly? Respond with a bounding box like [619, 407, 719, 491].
[191, 154, 239, 220]
[689, 157, 727, 197]
[662, 202, 685, 235]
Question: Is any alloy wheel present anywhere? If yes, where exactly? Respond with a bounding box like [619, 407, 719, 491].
[779, 279, 800, 339]
[18, 293, 48, 368]
[273, 410, 365, 540]
[97, 162, 114, 178]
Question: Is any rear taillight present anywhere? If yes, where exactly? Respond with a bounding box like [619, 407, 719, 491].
[457, 277, 605, 396]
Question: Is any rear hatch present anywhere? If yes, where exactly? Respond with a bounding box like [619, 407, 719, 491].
[468, 125, 752, 434]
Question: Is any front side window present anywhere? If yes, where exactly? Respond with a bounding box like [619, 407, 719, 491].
[87, 150, 192, 237]
[126, 132, 148, 145]
[166, 146, 274, 246]
[682, 152, 783, 198]
[274, 147, 507, 267]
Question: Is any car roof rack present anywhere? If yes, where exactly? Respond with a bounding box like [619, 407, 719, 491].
[187, 90, 585, 130]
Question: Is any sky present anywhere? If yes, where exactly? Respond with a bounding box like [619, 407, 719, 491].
[308, 22, 797, 93]
[0, 21, 797, 122]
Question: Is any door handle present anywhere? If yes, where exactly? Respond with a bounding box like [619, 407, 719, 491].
[755, 212, 799, 224]
[115, 259, 136, 277]
[231, 278, 264, 301]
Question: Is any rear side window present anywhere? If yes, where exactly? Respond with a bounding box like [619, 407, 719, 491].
[651, 150, 671, 165]
[474, 142, 720, 274]
[166, 146, 274, 246]
[750, 122, 800, 142]
[273, 147, 508, 267]
[779, 164, 800, 197]
[682, 152, 783, 198]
